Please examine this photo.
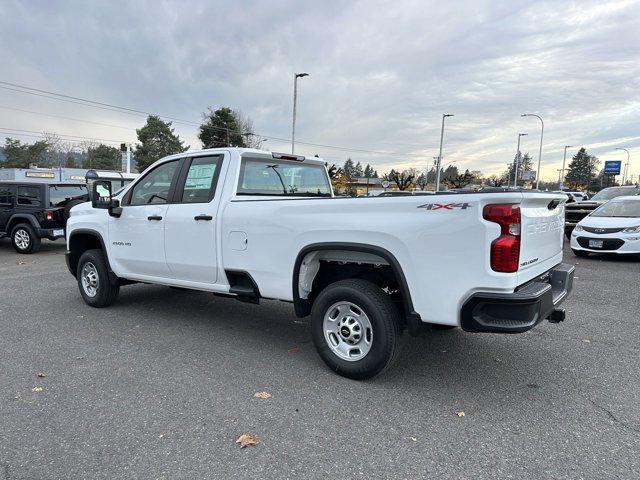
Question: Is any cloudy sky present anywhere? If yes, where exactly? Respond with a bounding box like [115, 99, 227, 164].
[1, 0, 639, 181]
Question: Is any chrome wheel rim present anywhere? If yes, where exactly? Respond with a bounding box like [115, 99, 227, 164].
[81, 262, 99, 297]
[14, 229, 30, 250]
[323, 301, 373, 361]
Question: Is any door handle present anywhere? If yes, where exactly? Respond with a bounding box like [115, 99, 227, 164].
[147, 215, 163, 221]
[194, 215, 213, 221]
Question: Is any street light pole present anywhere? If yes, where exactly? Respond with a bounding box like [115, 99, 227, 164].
[435, 113, 454, 192]
[291, 72, 309, 154]
[615, 147, 630, 184]
[560, 145, 572, 190]
[513, 133, 528, 187]
[521, 114, 544, 189]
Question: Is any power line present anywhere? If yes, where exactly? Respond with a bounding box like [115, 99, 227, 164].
[0, 81, 200, 126]
[0, 127, 123, 145]
[0, 80, 431, 158]
[0, 105, 135, 131]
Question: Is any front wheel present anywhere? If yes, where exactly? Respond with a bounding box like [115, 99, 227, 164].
[77, 249, 120, 307]
[311, 279, 402, 380]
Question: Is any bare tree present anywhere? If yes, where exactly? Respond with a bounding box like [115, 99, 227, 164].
[385, 169, 415, 191]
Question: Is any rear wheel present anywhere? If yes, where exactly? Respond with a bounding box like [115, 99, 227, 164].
[77, 249, 120, 307]
[11, 223, 40, 254]
[311, 279, 402, 380]
[572, 249, 590, 258]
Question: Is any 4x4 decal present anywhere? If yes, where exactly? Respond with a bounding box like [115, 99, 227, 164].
[418, 202, 471, 211]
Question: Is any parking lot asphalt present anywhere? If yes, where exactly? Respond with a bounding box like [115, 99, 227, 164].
[0, 239, 639, 479]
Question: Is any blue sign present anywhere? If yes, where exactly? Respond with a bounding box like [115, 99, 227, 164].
[604, 160, 622, 175]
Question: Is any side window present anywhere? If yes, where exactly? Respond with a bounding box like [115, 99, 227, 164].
[180, 156, 221, 203]
[17, 186, 40, 206]
[129, 161, 179, 206]
[0, 186, 14, 205]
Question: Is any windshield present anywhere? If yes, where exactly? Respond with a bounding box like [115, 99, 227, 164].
[591, 187, 639, 201]
[237, 158, 332, 197]
[591, 200, 640, 218]
[49, 185, 89, 207]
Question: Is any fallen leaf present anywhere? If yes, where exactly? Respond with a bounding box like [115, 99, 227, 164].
[456, 411, 465, 417]
[17, 261, 26, 265]
[37, 372, 46, 378]
[253, 391, 271, 399]
[409, 437, 418, 442]
[287, 346, 300, 354]
[228, 416, 237, 423]
[583, 339, 591, 343]
[236, 434, 259, 448]
[32, 386, 43, 393]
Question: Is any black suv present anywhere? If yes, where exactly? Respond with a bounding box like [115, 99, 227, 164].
[0, 182, 89, 253]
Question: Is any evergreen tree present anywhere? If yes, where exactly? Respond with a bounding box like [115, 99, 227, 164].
[363, 164, 374, 178]
[199, 107, 246, 148]
[343, 158, 356, 180]
[354, 161, 364, 178]
[3, 138, 48, 168]
[85, 144, 121, 170]
[565, 148, 600, 188]
[134, 115, 188, 172]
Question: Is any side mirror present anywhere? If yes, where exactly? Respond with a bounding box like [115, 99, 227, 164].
[91, 181, 122, 217]
[92, 181, 112, 209]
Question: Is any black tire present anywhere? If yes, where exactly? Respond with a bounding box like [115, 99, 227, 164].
[311, 279, 402, 380]
[77, 249, 120, 307]
[572, 249, 590, 258]
[63, 199, 85, 223]
[11, 223, 41, 254]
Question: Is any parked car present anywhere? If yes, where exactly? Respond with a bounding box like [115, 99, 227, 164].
[65, 148, 573, 379]
[570, 196, 640, 257]
[0, 181, 89, 253]
[564, 185, 640, 238]
[565, 191, 588, 203]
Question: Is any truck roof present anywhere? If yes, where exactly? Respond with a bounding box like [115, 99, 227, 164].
[177, 148, 327, 166]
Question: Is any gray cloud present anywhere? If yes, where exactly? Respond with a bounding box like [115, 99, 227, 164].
[1, 0, 639, 179]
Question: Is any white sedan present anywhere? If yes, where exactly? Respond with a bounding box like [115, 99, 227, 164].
[570, 196, 640, 257]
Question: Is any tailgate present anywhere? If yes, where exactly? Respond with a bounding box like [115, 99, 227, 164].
[518, 193, 565, 283]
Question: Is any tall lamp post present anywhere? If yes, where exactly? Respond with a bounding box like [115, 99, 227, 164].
[521, 113, 544, 189]
[513, 133, 528, 187]
[615, 147, 630, 184]
[435, 113, 454, 191]
[560, 145, 572, 190]
[291, 72, 309, 154]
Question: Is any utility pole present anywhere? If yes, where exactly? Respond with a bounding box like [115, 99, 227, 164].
[559, 145, 572, 190]
[435, 114, 454, 191]
[513, 133, 528, 188]
[521, 114, 544, 189]
[615, 147, 630, 184]
[291, 72, 309, 154]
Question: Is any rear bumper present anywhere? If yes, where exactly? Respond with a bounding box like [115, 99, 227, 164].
[37, 227, 65, 240]
[460, 263, 575, 333]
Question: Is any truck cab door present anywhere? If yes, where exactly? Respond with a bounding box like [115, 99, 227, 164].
[107, 159, 182, 279]
[163, 154, 226, 285]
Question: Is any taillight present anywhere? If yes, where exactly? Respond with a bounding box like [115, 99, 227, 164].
[483, 204, 521, 273]
[44, 211, 53, 221]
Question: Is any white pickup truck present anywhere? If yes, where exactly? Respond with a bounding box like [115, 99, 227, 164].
[66, 148, 574, 379]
